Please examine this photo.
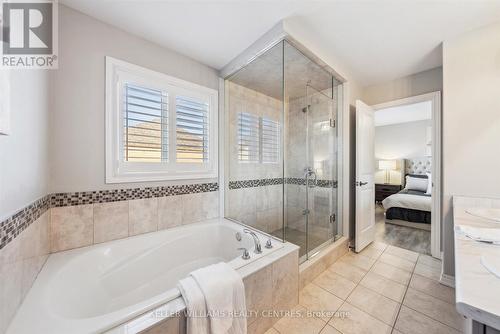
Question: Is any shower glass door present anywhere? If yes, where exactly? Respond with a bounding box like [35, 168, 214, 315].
[304, 85, 338, 260]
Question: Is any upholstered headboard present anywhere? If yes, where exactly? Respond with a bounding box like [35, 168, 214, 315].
[405, 157, 432, 176]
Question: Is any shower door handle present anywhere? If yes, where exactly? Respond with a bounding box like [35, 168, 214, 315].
[356, 181, 368, 186]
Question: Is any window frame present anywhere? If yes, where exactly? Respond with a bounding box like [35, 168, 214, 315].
[105, 57, 218, 183]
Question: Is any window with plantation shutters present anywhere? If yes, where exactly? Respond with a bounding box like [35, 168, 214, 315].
[176, 96, 209, 163]
[238, 112, 259, 162]
[261, 117, 280, 163]
[106, 57, 218, 183]
[237, 113, 280, 164]
[124, 84, 168, 162]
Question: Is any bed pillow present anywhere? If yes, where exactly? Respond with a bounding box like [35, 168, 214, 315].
[405, 175, 428, 192]
[425, 173, 432, 195]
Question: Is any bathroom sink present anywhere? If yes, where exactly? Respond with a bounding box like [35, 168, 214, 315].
[465, 208, 500, 223]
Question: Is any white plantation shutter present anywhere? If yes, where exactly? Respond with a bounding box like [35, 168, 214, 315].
[176, 95, 209, 163]
[261, 117, 280, 163]
[106, 57, 217, 183]
[124, 84, 168, 162]
[238, 112, 260, 162]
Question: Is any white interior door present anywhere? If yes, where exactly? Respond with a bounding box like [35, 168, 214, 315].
[355, 100, 375, 252]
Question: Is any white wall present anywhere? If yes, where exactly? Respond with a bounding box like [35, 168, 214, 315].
[50, 5, 220, 193]
[442, 21, 500, 276]
[374, 120, 431, 184]
[363, 67, 443, 105]
[0, 71, 50, 221]
[375, 120, 431, 159]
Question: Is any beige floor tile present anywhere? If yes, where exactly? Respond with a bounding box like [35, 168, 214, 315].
[417, 254, 442, 270]
[329, 261, 367, 284]
[414, 262, 441, 281]
[359, 271, 407, 302]
[320, 325, 342, 334]
[274, 305, 326, 334]
[313, 271, 356, 300]
[346, 285, 400, 326]
[403, 288, 466, 331]
[378, 252, 415, 272]
[370, 261, 412, 285]
[300, 284, 343, 322]
[370, 241, 388, 251]
[329, 302, 392, 334]
[338, 252, 376, 271]
[392, 331, 404, 334]
[263, 328, 279, 334]
[409, 274, 455, 304]
[395, 306, 461, 334]
[384, 245, 419, 263]
[358, 245, 384, 259]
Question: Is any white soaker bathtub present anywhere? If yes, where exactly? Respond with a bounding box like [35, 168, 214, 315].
[7, 218, 284, 334]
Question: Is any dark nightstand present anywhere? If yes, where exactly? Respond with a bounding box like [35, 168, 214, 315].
[375, 184, 402, 202]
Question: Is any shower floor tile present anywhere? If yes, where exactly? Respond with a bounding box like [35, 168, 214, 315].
[270, 227, 328, 258]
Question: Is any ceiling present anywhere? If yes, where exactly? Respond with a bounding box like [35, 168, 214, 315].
[375, 101, 432, 127]
[60, 0, 500, 86]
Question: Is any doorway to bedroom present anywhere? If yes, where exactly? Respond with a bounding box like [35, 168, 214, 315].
[373, 93, 441, 257]
[354, 92, 441, 259]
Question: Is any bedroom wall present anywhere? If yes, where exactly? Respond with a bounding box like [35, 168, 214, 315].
[363, 67, 443, 105]
[374, 120, 431, 184]
[442, 21, 500, 277]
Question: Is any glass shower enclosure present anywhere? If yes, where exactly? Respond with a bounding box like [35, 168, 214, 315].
[224, 40, 342, 263]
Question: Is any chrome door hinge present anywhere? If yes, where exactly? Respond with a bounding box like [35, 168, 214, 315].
[329, 214, 336, 224]
[330, 118, 336, 128]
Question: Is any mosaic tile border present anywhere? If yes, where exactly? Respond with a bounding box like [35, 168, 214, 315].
[228, 178, 337, 189]
[0, 182, 219, 250]
[50, 182, 219, 207]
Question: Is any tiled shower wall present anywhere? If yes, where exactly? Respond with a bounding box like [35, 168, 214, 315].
[0, 183, 219, 333]
[226, 83, 283, 234]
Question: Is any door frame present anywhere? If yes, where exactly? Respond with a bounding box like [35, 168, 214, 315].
[371, 91, 442, 259]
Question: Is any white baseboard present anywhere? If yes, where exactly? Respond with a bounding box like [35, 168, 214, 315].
[440, 272, 455, 288]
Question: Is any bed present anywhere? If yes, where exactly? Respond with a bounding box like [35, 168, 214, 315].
[382, 158, 432, 231]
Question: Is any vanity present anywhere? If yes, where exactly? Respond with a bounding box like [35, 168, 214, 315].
[453, 196, 500, 334]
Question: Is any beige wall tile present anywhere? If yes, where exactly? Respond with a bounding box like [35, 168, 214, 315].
[94, 201, 129, 243]
[244, 265, 273, 326]
[272, 251, 299, 311]
[140, 313, 185, 334]
[346, 285, 400, 326]
[329, 302, 392, 334]
[182, 191, 219, 225]
[129, 198, 158, 236]
[395, 306, 461, 334]
[51, 204, 94, 252]
[158, 196, 183, 230]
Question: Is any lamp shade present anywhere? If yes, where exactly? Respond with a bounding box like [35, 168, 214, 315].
[378, 160, 396, 170]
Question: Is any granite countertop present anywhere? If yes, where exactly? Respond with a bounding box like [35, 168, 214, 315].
[453, 196, 500, 330]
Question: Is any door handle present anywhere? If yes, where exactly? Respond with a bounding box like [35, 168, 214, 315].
[356, 181, 368, 186]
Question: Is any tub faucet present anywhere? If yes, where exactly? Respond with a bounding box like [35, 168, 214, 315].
[243, 229, 262, 254]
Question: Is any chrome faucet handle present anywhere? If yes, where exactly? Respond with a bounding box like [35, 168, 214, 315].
[265, 238, 273, 249]
[243, 229, 263, 254]
[237, 247, 250, 260]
